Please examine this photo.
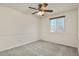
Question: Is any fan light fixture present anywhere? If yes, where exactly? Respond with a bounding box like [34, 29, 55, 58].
[37, 11, 45, 16]
[28, 3, 53, 16]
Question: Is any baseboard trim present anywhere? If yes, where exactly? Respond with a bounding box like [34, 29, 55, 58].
[40, 39, 78, 49]
[0, 39, 39, 52]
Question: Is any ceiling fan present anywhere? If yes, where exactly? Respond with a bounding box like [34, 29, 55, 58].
[28, 3, 53, 16]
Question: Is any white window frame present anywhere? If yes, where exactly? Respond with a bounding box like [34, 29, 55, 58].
[49, 16, 65, 32]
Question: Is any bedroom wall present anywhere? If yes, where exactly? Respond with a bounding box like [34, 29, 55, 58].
[40, 9, 78, 48]
[0, 6, 39, 51]
[78, 5, 79, 54]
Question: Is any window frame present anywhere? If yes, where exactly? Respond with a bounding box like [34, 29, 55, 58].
[49, 16, 65, 32]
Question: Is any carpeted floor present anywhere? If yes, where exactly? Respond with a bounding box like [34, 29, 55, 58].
[0, 40, 78, 56]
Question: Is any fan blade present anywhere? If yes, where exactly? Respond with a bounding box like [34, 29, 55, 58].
[32, 11, 39, 14]
[38, 4, 42, 9]
[28, 7, 38, 10]
[44, 10, 53, 12]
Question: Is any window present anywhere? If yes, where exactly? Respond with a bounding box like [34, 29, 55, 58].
[50, 16, 65, 32]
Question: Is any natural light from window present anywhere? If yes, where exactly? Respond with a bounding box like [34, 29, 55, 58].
[50, 16, 65, 32]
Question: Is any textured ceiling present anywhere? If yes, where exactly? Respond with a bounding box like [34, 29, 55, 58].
[0, 3, 78, 17]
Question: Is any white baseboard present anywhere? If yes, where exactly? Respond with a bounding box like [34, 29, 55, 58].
[0, 39, 39, 52]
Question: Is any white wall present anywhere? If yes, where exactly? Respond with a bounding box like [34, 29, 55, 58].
[78, 5, 79, 54]
[40, 9, 78, 48]
[0, 6, 39, 51]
